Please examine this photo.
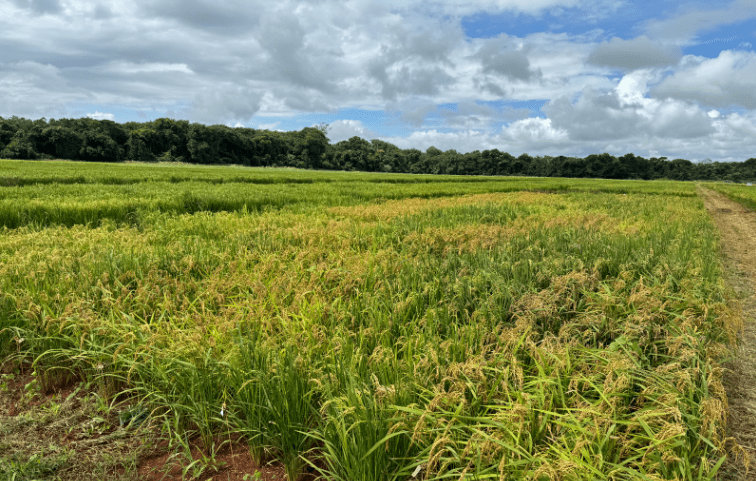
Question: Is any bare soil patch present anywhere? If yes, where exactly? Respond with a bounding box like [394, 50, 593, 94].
[0, 365, 145, 480]
[0, 362, 300, 480]
[136, 437, 288, 481]
[699, 187, 756, 479]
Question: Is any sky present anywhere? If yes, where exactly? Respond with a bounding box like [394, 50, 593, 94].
[2, 0, 756, 161]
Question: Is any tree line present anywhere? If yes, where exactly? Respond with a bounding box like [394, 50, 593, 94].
[2, 115, 755, 182]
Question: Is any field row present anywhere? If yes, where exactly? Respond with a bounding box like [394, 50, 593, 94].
[0, 160, 695, 230]
[0, 160, 699, 193]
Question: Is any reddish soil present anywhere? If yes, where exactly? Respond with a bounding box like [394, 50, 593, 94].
[1, 365, 300, 480]
[137, 437, 287, 481]
[0, 363, 80, 417]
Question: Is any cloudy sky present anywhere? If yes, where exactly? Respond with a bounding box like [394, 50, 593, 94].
[2, 0, 756, 161]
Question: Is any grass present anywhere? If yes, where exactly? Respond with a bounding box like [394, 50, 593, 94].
[0, 368, 149, 481]
[0, 160, 739, 480]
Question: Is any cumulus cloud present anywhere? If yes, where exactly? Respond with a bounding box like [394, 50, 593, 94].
[588, 36, 681, 70]
[371, 68, 756, 162]
[363, 19, 463, 101]
[11, 0, 61, 15]
[0, 61, 80, 117]
[500, 70, 749, 159]
[253, 121, 280, 131]
[2, 0, 618, 123]
[86, 111, 115, 120]
[141, 0, 258, 34]
[379, 64, 457, 99]
[103, 62, 193, 75]
[411, 0, 588, 16]
[544, 90, 639, 141]
[328, 120, 379, 142]
[643, 0, 756, 42]
[651, 50, 756, 109]
[2, 0, 756, 161]
[0, 0, 614, 124]
[385, 129, 497, 152]
[544, 73, 715, 141]
[397, 102, 438, 127]
[438, 101, 532, 129]
[503, 117, 568, 142]
[189, 84, 263, 124]
[475, 37, 541, 81]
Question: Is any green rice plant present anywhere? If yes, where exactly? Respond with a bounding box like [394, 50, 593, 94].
[232, 328, 318, 480]
[305, 374, 417, 481]
[261, 349, 319, 480]
[230, 327, 275, 464]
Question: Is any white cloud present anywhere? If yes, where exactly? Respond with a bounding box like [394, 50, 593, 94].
[327, 120, 379, 143]
[384, 129, 496, 152]
[86, 111, 114, 120]
[439, 101, 532, 129]
[189, 84, 263, 124]
[588, 36, 681, 70]
[103, 61, 194, 75]
[0, 0, 620, 123]
[396, 101, 438, 127]
[402, 0, 593, 16]
[643, 0, 756, 42]
[368, 67, 756, 161]
[474, 37, 541, 81]
[254, 122, 280, 131]
[503, 118, 568, 142]
[2, 0, 756, 161]
[651, 50, 756, 109]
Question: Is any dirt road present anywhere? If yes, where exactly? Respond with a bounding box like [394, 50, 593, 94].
[699, 187, 756, 479]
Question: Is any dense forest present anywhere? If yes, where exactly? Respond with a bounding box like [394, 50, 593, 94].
[1, 115, 755, 181]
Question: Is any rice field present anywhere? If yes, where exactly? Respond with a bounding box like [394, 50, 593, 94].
[0, 159, 740, 480]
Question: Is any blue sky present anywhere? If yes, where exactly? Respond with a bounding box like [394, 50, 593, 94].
[2, 0, 756, 160]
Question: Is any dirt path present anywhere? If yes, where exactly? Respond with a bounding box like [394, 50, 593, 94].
[699, 187, 756, 479]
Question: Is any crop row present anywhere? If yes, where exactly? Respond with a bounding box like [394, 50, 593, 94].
[0, 161, 695, 230]
[0, 160, 699, 191]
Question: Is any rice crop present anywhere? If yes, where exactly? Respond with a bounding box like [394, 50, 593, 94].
[0, 160, 737, 480]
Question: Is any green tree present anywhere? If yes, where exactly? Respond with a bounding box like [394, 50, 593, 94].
[1, 132, 38, 159]
[126, 129, 157, 162]
[39, 126, 83, 159]
[79, 130, 123, 161]
[187, 124, 221, 164]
